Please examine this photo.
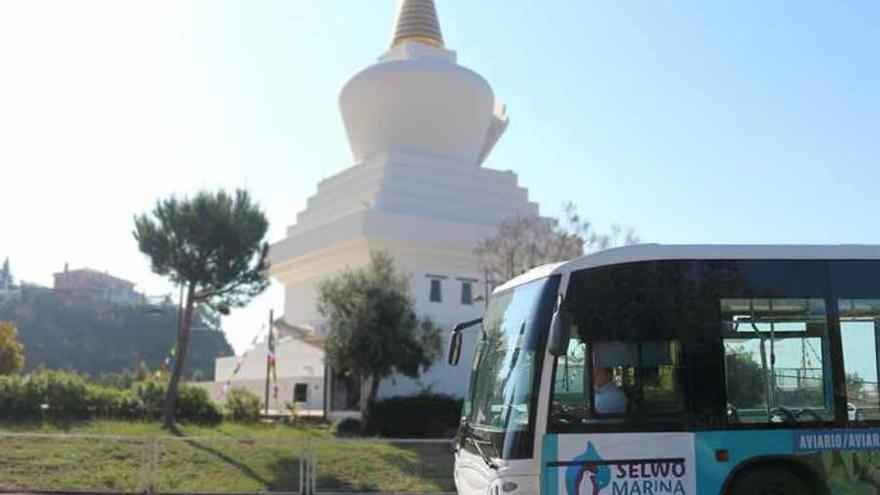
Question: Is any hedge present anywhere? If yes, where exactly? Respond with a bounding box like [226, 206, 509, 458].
[224, 388, 262, 423]
[0, 370, 222, 424]
[366, 393, 462, 438]
[133, 379, 223, 424]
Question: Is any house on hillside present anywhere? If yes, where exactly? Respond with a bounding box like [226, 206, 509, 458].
[53, 265, 142, 305]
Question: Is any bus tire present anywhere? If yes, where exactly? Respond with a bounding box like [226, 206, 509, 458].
[726, 465, 814, 495]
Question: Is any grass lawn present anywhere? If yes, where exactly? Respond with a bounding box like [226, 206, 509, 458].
[0, 421, 454, 493]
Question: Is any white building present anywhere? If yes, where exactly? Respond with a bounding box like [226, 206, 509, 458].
[204, 322, 326, 415]
[215, 0, 542, 418]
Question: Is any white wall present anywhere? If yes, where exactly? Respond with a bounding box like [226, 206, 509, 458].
[266, 35, 542, 402]
[215, 337, 325, 383]
[270, 233, 490, 400]
[197, 376, 324, 414]
[276, 152, 537, 244]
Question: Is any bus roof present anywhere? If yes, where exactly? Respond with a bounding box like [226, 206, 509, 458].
[493, 243, 880, 294]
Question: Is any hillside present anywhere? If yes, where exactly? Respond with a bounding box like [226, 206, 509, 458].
[0, 286, 233, 379]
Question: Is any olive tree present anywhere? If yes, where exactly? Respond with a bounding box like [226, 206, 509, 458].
[317, 251, 441, 414]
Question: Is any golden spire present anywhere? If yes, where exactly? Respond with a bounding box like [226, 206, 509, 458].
[390, 0, 444, 49]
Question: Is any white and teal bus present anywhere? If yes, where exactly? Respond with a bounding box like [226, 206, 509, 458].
[448, 245, 880, 495]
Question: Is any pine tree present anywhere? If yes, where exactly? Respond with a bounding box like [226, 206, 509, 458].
[134, 189, 269, 428]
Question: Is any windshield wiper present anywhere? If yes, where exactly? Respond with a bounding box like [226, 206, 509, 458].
[466, 436, 499, 470]
[460, 423, 498, 469]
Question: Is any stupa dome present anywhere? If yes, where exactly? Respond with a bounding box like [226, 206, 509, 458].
[339, 0, 507, 166]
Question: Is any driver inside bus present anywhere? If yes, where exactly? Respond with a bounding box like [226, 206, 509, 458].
[593, 366, 628, 414]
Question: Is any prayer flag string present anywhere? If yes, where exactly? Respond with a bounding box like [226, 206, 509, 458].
[268, 323, 279, 399]
[153, 345, 176, 381]
[220, 325, 266, 397]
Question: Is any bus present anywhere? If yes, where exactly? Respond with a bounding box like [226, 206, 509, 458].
[447, 244, 880, 495]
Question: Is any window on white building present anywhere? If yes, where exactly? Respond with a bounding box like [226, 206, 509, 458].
[294, 383, 308, 403]
[429, 278, 442, 303]
[460, 280, 474, 305]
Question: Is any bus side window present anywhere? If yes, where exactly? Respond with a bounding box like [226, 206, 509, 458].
[552, 261, 694, 431]
[721, 298, 833, 424]
[549, 335, 685, 428]
[594, 340, 685, 417]
[839, 299, 880, 422]
[552, 336, 588, 410]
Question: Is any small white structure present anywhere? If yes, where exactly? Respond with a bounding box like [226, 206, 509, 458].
[215, 0, 542, 418]
[203, 322, 326, 415]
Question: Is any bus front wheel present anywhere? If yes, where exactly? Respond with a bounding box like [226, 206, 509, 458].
[727, 465, 814, 495]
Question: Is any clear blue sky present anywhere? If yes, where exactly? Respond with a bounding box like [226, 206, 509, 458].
[1, 1, 878, 352]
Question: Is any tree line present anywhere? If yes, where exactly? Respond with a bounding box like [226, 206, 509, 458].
[1, 187, 637, 428]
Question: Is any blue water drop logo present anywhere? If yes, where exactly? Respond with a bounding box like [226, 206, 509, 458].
[565, 442, 611, 495]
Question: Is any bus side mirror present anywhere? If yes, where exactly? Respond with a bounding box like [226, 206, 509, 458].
[448, 330, 463, 366]
[447, 317, 484, 366]
[548, 300, 572, 357]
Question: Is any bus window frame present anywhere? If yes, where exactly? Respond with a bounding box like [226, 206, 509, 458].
[710, 260, 845, 429]
[720, 299, 835, 425]
[547, 260, 699, 434]
[547, 346, 695, 434]
[830, 260, 880, 427]
[461, 274, 561, 461]
[546, 259, 857, 435]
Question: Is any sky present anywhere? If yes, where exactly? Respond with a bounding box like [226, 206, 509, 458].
[1, 1, 878, 354]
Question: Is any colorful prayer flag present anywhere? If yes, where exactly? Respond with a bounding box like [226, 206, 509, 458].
[218, 325, 265, 398]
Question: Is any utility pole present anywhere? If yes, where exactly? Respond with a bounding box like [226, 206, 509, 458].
[483, 268, 490, 309]
[264, 308, 274, 416]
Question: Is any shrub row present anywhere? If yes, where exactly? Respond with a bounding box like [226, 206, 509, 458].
[0, 370, 222, 424]
[366, 393, 462, 438]
[0, 372, 465, 434]
[224, 387, 262, 423]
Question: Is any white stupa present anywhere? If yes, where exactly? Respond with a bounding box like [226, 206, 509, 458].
[266, 0, 540, 410]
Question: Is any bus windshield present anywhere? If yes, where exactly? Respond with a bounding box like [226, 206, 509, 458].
[462, 276, 558, 460]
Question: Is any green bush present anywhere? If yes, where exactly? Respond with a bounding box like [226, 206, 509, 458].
[0, 374, 32, 419]
[132, 380, 165, 419]
[224, 388, 262, 423]
[36, 370, 91, 419]
[332, 417, 364, 437]
[367, 394, 462, 438]
[86, 385, 141, 419]
[0, 370, 222, 424]
[0, 370, 93, 420]
[176, 384, 223, 425]
[133, 380, 223, 425]
[284, 402, 300, 426]
[0, 370, 142, 420]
